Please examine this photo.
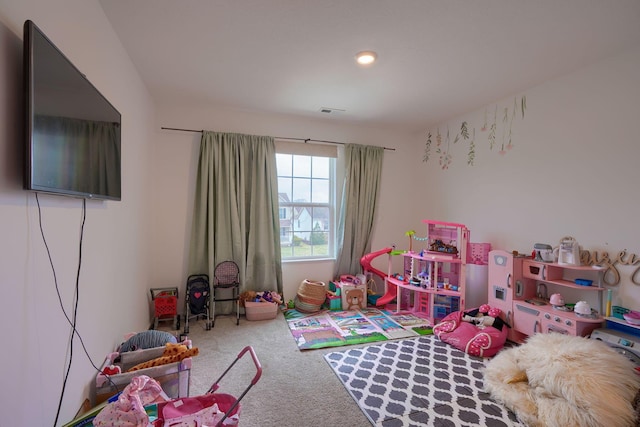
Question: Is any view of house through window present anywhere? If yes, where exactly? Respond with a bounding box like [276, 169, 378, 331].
[276, 153, 334, 259]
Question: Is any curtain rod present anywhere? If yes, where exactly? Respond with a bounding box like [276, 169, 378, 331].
[160, 127, 396, 152]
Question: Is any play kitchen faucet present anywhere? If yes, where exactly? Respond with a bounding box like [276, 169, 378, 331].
[536, 283, 548, 300]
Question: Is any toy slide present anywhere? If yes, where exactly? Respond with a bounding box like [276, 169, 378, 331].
[360, 247, 397, 307]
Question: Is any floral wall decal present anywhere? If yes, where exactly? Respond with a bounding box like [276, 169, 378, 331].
[460, 121, 469, 140]
[481, 109, 488, 132]
[468, 127, 476, 166]
[488, 105, 497, 150]
[438, 127, 453, 169]
[422, 95, 527, 168]
[423, 131, 432, 162]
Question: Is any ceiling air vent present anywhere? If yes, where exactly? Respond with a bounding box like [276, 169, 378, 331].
[319, 107, 346, 114]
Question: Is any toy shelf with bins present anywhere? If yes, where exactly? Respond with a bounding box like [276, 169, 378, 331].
[387, 219, 469, 325]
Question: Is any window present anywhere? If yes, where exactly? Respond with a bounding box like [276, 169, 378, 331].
[276, 152, 335, 260]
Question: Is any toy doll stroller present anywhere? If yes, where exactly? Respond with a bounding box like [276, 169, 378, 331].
[183, 274, 211, 334]
[152, 346, 262, 426]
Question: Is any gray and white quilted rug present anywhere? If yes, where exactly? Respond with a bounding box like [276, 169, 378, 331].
[324, 335, 524, 426]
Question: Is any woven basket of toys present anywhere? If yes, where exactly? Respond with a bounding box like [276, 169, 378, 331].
[295, 279, 326, 312]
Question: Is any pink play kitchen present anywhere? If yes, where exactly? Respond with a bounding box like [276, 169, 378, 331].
[488, 237, 606, 343]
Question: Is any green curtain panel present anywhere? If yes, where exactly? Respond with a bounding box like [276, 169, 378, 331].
[188, 131, 283, 309]
[335, 143, 384, 276]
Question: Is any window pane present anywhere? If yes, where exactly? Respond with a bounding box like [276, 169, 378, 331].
[310, 233, 329, 256]
[312, 157, 329, 179]
[278, 177, 292, 200]
[311, 207, 329, 230]
[292, 178, 310, 203]
[292, 155, 311, 177]
[276, 153, 292, 175]
[311, 178, 329, 203]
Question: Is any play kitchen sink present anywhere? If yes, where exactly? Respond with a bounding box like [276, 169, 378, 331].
[525, 298, 547, 306]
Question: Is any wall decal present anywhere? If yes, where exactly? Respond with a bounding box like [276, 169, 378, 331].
[460, 121, 475, 166]
[488, 105, 497, 150]
[481, 109, 488, 132]
[437, 127, 454, 169]
[423, 131, 432, 163]
[468, 127, 476, 166]
[423, 95, 527, 168]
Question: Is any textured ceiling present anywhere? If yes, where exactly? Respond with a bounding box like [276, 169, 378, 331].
[99, 0, 640, 133]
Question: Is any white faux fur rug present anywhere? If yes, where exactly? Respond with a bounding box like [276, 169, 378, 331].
[484, 333, 640, 427]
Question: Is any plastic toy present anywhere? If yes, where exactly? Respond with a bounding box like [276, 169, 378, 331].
[405, 230, 416, 252]
[101, 365, 121, 375]
[429, 239, 458, 255]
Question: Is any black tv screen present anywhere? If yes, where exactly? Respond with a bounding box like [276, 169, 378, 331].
[24, 20, 121, 201]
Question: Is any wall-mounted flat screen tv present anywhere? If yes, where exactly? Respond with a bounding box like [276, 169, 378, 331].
[24, 20, 121, 201]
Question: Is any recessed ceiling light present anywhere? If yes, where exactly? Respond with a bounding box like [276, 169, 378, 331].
[355, 51, 377, 66]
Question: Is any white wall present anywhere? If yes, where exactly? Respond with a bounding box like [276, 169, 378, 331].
[0, 1, 155, 425]
[152, 105, 422, 302]
[153, 47, 640, 314]
[417, 46, 640, 310]
[2, 2, 638, 424]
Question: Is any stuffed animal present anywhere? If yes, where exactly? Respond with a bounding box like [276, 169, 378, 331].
[127, 342, 199, 372]
[462, 305, 506, 330]
[239, 291, 257, 307]
[119, 330, 177, 352]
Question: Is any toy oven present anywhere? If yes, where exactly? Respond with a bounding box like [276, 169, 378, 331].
[493, 285, 507, 302]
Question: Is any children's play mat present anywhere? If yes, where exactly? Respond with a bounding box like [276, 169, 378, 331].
[284, 307, 433, 351]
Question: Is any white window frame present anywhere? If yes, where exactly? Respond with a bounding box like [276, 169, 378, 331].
[276, 141, 337, 262]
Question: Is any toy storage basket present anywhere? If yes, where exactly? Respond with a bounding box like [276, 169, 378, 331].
[612, 306, 630, 319]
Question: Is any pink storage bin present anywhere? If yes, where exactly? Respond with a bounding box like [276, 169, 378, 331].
[467, 242, 491, 265]
[245, 301, 278, 320]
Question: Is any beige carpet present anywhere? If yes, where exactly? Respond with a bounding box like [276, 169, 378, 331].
[159, 309, 371, 426]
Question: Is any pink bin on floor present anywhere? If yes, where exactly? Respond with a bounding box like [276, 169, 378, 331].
[245, 301, 278, 320]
